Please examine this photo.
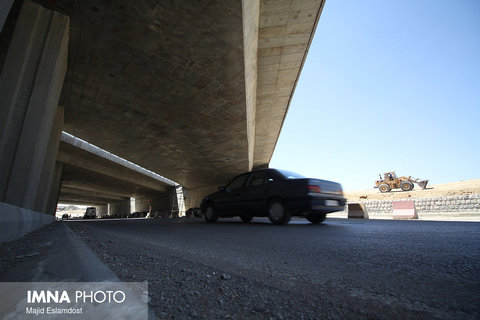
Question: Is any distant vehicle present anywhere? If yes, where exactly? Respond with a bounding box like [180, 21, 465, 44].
[61, 213, 69, 220]
[128, 212, 147, 218]
[200, 169, 346, 225]
[185, 207, 202, 218]
[374, 171, 429, 193]
[83, 207, 96, 219]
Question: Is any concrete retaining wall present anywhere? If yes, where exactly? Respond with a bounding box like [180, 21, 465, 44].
[0, 201, 54, 243]
[344, 194, 480, 215]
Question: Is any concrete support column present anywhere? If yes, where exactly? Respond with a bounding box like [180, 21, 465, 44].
[134, 198, 149, 213]
[0, 1, 69, 213]
[0, 0, 14, 31]
[183, 185, 219, 210]
[150, 194, 170, 217]
[95, 205, 108, 218]
[109, 200, 130, 218]
[134, 194, 170, 217]
[45, 161, 63, 215]
[168, 189, 179, 218]
[36, 106, 64, 214]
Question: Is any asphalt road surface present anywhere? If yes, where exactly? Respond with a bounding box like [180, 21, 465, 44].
[67, 217, 480, 319]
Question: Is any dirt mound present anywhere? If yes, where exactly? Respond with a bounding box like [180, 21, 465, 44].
[345, 179, 480, 202]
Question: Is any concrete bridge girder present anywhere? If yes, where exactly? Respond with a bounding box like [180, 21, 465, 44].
[57, 141, 170, 193]
[60, 164, 166, 199]
[60, 186, 128, 202]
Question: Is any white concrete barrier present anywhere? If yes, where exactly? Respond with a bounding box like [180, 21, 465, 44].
[348, 203, 369, 219]
[393, 200, 418, 219]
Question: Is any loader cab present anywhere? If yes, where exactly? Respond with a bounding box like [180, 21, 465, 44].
[384, 172, 397, 181]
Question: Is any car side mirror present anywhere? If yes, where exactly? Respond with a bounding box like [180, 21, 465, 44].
[218, 186, 226, 192]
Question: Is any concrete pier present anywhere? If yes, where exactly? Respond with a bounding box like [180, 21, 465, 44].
[0, 1, 68, 211]
[95, 205, 108, 218]
[0, 0, 14, 31]
[109, 200, 130, 218]
[0, 1, 69, 240]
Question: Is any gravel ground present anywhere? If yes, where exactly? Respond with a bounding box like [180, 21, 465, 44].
[66, 218, 480, 320]
[1, 218, 478, 319]
[68, 222, 343, 320]
[0, 223, 56, 275]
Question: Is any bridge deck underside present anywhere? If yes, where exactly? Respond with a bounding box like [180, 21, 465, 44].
[47, 0, 323, 189]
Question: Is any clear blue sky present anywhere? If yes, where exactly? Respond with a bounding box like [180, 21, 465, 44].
[270, 0, 480, 191]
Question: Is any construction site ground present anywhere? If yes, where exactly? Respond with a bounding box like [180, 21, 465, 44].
[330, 179, 480, 222]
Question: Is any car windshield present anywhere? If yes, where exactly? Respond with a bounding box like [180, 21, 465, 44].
[276, 169, 306, 179]
[226, 174, 248, 190]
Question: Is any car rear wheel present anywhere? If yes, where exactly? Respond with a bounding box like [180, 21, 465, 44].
[307, 213, 326, 224]
[204, 204, 218, 223]
[240, 216, 253, 223]
[268, 201, 291, 225]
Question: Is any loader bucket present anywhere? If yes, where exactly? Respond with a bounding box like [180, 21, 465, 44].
[417, 180, 429, 189]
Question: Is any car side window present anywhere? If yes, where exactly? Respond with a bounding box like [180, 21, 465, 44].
[248, 171, 269, 187]
[226, 174, 248, 191]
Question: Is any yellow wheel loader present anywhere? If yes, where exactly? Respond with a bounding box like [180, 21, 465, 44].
[374, 171, 429, 193]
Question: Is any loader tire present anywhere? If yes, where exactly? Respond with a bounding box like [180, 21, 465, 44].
[379, 184, 391, 193]
[400, 181, 414, 191]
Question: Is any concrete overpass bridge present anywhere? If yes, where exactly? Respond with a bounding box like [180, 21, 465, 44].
[0, 0, 325, 241]
[58, 132, 177, 217]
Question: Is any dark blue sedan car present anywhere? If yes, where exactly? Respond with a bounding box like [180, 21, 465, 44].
[200, 169, 346, 225]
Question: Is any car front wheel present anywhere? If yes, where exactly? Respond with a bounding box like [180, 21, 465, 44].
[240, 216, 253, 223]
[307, 213, 326, 224]
[268, 201, 291, 225]
[204, 204, 218, 223]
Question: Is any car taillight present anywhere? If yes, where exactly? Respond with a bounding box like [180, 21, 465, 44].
[308, 185, 321, 193]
